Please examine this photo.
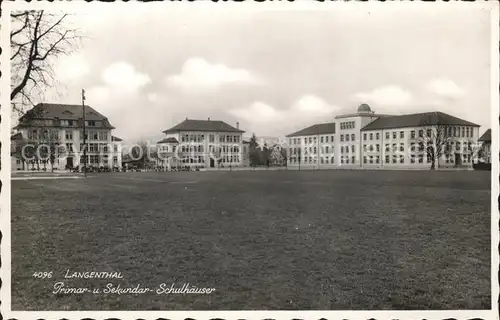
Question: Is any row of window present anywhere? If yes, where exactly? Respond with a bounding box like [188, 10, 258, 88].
[289, 141, 475, 155]
[289, 135, 335, 145]
[80, 155, 119, 165]
[340, 121, 355, 130]
[27, 129, 60, 141]
[289, 153, 473, 165]
[363, 127, 475, 141]
[180, 134, 241, 143]
[340, 134, 356, 142]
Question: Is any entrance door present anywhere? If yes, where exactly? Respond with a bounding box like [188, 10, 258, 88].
[454, 153, 462, 166]
[66, 157, 74, 169]
[210, 158, 215, 168]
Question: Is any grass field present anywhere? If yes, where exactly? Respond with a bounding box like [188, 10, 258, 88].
[11, 169, 491, 310]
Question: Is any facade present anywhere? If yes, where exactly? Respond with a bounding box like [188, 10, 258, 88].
[286, 104, 480, 170]
[11, 103, 122, 171]
[157, 118, 245, 170]
[478, 129, 491, 163]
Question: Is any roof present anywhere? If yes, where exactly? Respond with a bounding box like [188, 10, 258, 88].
[163, 119, 244, 134]
[361, 112, 480, 131]
[479, 129, 491, 142]
[16, 103, 114, 128]
[286, 122, 336, 137]
[11, 133, 23, 140]
[157, 137, 179, 144]
[112, 136, 123, 142]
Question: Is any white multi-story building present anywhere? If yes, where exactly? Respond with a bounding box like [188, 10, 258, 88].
[286, 104, 480, 170]
[157, 118, 245, 169]
[11, 103, 123, 171]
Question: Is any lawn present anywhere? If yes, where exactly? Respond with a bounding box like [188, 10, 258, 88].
[10, 169, 491, 310]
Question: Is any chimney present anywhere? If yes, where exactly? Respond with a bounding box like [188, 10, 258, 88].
[236, 122, 239, 129]
[208, 117, 210, 121]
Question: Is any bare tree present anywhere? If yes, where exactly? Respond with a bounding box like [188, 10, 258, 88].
[418, 113, 452, 170]
[11, 10, 81, 114]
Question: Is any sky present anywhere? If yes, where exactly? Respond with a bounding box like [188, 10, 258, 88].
[31, 2, 493, 144]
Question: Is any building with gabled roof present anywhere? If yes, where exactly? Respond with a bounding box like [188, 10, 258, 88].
[11, 103, 122, 172]
[285, 104, 480, 170]
[157, 118, 245, 170]
[478, 129, 491, 163]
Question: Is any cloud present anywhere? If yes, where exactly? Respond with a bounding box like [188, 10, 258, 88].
[354, 85, 413, 106]
[147, 93, 158, 102]
[55, 53, 90, 81]
[101, 62, 151, 92]
[426, 78, 465, 99]
[228, 95, 339, 136]
[166, 58, 262, 92]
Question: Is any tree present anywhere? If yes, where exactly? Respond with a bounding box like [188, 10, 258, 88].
[418, 113, 452, 170]
[11, 10, 81, 114]
[249, 133, 260, 167]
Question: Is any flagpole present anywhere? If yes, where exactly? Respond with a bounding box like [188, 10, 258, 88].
[82, 89, 87, 178]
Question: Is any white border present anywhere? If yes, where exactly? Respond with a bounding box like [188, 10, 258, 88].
[1, 1, 498, 319]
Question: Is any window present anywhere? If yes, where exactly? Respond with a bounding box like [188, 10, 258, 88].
[351, 156, 355, 163]
[461, 127, 465, 137]
[351, 134, 355, 141]
[385, 155, 390, 163]
[400, 155, 404, 163]
[385, 132, 390, 139]
[400, 143, 404, 152]
[453, 127, 457, 137]
[456, 142, 461, 151]
[419, 142, 424, 152]
[363, 144, 367, 152]
[363, 133, 367, 140]
[369, 145, 374, 152]
[66, 143, 73, 152]
[340, 135, 344, 142]
[411, 131, 415, 139]
[400, 131, 404, 139]
[392, 132, 397, 139]
[346, 157, 350, 164]
[385, 144, 390, 152]
[320, 136, 324, 143]
[426, 129, 432, 138]
[369, 156, 373, 164]
[376, 144, 380, 152]
[465, 128, 469, 137]
[411, 155, 416, 163]
[99, 132, 108, 141]
[418, 154, 424, 163]
[325, 136, 329, 143]
[65, 131, 73, 140]
[369, 133, 373, 140]
[411, 142, 415, 152]
[351, 145, 355, 153]
[341, 146, 344, 153]
[392, 155, 397, 164]
[363, 156, 368, 164]
[419, 130, 424, 138]
[346, 135, 350, 142]
[392, 143, 397, 152]
[376, 133, 380, 140]
[325, 146, 329, 154]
